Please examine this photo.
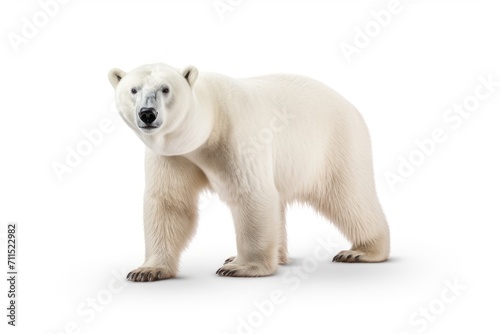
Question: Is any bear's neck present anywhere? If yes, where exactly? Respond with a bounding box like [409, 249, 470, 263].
[158, 85, 216, 156]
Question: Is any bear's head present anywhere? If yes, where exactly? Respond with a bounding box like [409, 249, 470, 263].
[108, 63, 204, 155]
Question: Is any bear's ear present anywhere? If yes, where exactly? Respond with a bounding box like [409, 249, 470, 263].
[182, 66, 198, 86]
[108, 68, 126, 88]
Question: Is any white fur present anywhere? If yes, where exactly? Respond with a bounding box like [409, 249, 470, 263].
[109, 63, 389, 281]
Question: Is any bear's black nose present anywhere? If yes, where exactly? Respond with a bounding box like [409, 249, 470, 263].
[139, 108, 157, 124]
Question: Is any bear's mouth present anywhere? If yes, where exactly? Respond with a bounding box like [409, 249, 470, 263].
[138, 124, 159, 131]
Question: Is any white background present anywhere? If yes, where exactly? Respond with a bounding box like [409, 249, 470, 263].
[1, 0, 499, 333]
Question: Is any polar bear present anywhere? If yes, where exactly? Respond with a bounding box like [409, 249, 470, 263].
[108, 63, 389, 281]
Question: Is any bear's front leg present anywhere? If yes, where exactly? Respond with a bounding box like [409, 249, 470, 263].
[127, 152, 207, 282]
[216, 190, 281, 277]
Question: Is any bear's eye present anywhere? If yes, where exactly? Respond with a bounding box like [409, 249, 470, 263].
[131, 88, 137, 94]
[162, 87, 170, 94]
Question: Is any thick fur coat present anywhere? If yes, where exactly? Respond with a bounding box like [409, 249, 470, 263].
[108, 63, 389, 281]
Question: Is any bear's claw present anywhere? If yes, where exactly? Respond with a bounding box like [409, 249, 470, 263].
[216, 267, 238, 276]
[126, 267, 171, 282]
[332, 251, 363, 263]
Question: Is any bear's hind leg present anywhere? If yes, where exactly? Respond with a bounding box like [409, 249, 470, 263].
[314, 170, 390, 263]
